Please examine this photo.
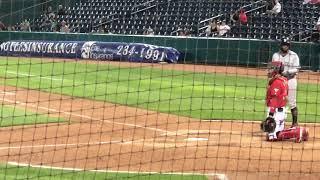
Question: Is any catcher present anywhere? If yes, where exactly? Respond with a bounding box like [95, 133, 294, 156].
[261, 61, 308, 142]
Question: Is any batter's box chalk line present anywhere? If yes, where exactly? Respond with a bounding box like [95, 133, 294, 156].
[0, 91, 15, 95]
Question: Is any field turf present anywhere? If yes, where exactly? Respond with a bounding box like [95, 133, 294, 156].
[0, 57, 319, 122]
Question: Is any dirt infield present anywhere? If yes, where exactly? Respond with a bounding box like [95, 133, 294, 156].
[0, 62, 320, 180]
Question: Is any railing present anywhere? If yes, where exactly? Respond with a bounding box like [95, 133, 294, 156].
[245, 4, 266, 14]
[94, 0, 162, 28]
[131, 5, 157, 15]
[241, 0, 266, 9]
[292, 28, 317, 42]
[131, 0, 157, 15]
[198, 14, 224, 33]
[197, 0, 266, 35]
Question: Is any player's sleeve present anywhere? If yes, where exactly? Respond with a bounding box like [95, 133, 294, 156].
[271, 53, 279, 62]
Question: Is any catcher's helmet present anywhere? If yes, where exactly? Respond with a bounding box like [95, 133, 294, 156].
[268, 61, 284, 77]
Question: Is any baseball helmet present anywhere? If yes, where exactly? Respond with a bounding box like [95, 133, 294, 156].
[280, 38, 291, 47]
[268, 61, 284, 77]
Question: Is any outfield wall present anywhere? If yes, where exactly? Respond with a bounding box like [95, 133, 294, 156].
[0, 31, 319, 70]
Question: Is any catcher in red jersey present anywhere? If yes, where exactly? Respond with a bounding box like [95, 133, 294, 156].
[261, 61, 308, 142]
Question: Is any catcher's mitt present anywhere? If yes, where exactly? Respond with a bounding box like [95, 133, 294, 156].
[261, 116, 276, 133]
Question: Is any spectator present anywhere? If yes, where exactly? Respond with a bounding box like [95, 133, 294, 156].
[97, 25, 105, 33]
[60, 20, 70, 33]
[172, 26, 182, 36]
[205, 22, 211, 36]
[179, 31, 186, 36]
[7, 25, 15, 31]
[311, 17, 320, 42]
[230, 10, 240, 23]
[266, 0, 281, 15]
[146, 26, 154, 35]
[205, 20, 218, 36]
[184, 28, 191, 37]
[142, 26, 148, 35]
[20, 19, 31, 32]
[231, 9, 247, 25]
[46, 6, 55, 19]
[178, 28, 186, 36]
[218, 20, 230, 36]
[303, 0, 320, 4]
[239, 9, 248, 24]
[189, 25, 197, 36]
[29, 21, 37, 32]
[26, 19, 31, 32]
[19, 21, 25, 31]
[211, 20, 219, 36]
[51, 18, 58, 32]
[41, 16, 52, 31]
[107, 30, 113, 34]
[0, 21, 6, 31]
[143, 26, 154, 35]
[13, 23, 20, 31]
[57, 5, 66, 16]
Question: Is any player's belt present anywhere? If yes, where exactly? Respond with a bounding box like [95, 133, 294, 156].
[277, 108, 284, 112]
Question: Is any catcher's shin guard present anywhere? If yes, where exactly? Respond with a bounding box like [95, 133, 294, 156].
[277, 127, 309, 143]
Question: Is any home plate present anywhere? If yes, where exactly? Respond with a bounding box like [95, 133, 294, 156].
[184, 138, 208, 141]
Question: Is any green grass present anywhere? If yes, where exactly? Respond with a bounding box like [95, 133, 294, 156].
[0, 164, 207, 180]
[0, 57, 319, 122]
[0, 104, 64, 127]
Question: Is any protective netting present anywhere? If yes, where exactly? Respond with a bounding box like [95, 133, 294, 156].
[0, 0, 320, 180]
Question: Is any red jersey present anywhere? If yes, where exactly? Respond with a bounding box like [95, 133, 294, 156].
[239, 11, 247, 24]
[266, 76, 288, 113]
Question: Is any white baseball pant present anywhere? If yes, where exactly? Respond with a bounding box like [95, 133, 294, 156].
[288, 78, 297, 109]
[267, 107, 287, 140]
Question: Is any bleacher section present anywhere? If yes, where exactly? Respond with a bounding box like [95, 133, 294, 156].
[32, 0, 319, 41]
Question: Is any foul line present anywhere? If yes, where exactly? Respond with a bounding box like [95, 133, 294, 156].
[0, 141, 126, 150]
[6, 71, 63, 81]
[7, 161, 228, 180]
[0, 140, 207, 151]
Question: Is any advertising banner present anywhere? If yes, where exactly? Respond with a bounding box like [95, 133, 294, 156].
[0, 40, 180, 63]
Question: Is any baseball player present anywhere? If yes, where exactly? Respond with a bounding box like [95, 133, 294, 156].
[272, 38, 300, 127]
[261, 61, 308, 142]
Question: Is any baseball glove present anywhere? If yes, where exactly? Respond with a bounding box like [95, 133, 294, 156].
[261, 116, 276, 133]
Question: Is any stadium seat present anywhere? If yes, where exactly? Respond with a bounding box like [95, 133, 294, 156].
[24, 0, 319, 41]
